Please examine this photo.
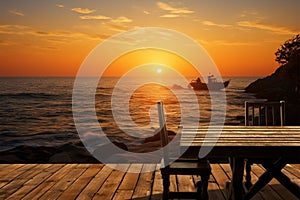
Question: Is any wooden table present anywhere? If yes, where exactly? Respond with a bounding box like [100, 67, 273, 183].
[179, 126, 300, 200]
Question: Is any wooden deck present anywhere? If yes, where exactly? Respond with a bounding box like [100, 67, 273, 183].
[0, 163, 299, 200]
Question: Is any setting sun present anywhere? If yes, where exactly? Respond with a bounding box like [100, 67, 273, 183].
[156, 68, 162, 74]
[102, 48, 200, 77]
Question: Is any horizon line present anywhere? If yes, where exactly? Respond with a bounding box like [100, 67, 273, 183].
[0, 75, 263, 78]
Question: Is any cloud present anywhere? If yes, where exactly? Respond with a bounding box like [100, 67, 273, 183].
[37, 46, 60, 50]
[202, 20, 231, 28]
[9, 10, 24, 16]
[71, 8, 96, 14]
[79, 15, 111, 20]
[103, 22, 129, 32]
[237, 21, 298, 35]
[239, 10, 261, 18]
[214, 40, 258, 46]
[198, 39, 258, 46]
[157, 2, 194, 14]
[0, 24, 107, 41]
[0, 40, 16, 46]
[0, 25, 29, 34]
[111, 16, 132, 23]
[56, 4, 64, 8]
[100, 16, 133, 32]
[143, 10, 150, 15]
[160, 14, 180, 18]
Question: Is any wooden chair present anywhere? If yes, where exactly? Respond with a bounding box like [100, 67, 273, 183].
[245, 101, 285, 126]
[157, 101, 211, 200]
[244, 100, 285, 188]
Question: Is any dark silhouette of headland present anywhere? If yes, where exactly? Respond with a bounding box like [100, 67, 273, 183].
[245, 48, 300, 125]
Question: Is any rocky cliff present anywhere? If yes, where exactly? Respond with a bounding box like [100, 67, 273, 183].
[245, 50, 300, 125]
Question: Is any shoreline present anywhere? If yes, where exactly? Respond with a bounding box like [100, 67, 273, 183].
[0, 120, 246, 164]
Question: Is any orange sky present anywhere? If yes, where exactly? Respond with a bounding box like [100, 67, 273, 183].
[103, 49, 200, 77]
[0, 1, 299, 77]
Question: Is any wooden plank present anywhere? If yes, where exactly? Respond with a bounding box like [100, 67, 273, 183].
[182, 132, 300, 136]
[182, 135, 300, 138]
[151, 163, 181, 199]
[76, 164, 112, 200]
[0, 164, 36, 189]
[282, 167, 300, 185]
[182, 131, 300, 135]
[211, 164, 230, 198]
[39, 164, 87, 200]
[131, 164, 156, 199]
[219, 164, 261, 200]
[117, 164, 142, 190]
[181, 126, 300, 130]
[251, 164, 286, 200]
[182, 129, 300, 133]
[93, 164, 129, 200]
[6, 164, 64, 200]
[186, 142, 300, 145]
[57, 164, 101, 200]
[206, 175, 226, 200]
[182, 133, 300, 137]
[192, 168, 225, 199]
[150, 169, 163, 200]
[0, 164, 43, 199]
[0, 164, 11, 169]
[184, 137, 300, 141]
[241, 164, 264, 200]
[113, 164, 143, 200]
[113, 190, 135, 200]
[169, 175, 178, 194]
[220, 164, 232, 179]
[22, 164, 78, 200]
[187, 135, 300, 138]
[291, 164, 300, 170]
[0, 164, 24, 177]
[177, 175, 195, 193]
[186, 134, 300, 138]
[183, 133, 300, 137]
[284, 164, 300, 179]
[182, 141, 300, 146]
[278, 168, 300, 199]
[0, 164, 299, 200]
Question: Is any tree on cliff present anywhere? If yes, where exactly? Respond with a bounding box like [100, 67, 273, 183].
[275, 34, 300, 64]
[246, 35, 300, 124]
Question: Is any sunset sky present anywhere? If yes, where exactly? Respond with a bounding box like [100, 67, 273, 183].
[0, 0, 299, 77]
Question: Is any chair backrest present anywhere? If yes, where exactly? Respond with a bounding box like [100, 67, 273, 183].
[245, 101, 285, 126]
[157, 101, 170, 167]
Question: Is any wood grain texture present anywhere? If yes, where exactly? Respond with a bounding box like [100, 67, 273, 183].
[0, 163, 299, 199]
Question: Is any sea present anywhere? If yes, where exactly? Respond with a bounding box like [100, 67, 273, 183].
[0, 76, 260, 153]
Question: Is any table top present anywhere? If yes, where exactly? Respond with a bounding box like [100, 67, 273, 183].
[180, 126, 300, 147]
[179, 126, 300, 161]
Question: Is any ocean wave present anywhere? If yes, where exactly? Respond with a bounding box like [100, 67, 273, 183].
[0, 92, 62, 99]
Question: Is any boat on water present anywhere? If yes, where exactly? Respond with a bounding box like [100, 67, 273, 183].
[189, 75, 230, 91]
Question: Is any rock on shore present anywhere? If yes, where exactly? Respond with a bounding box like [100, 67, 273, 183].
[0, 142, 99, 163]
[0, 130, 178, 163]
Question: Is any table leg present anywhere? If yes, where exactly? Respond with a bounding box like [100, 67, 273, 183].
[228, 157, 245, 200]
[274, 171, 300, 198]
[244, 166, 275, 200]
[244, 158, 286, 200]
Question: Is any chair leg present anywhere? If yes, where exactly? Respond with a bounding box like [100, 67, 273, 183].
[200, 174, 210, 200]
[196, 181, 202, 199]
[162, 173, 170, 200]
[245, 161, 252, 189]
